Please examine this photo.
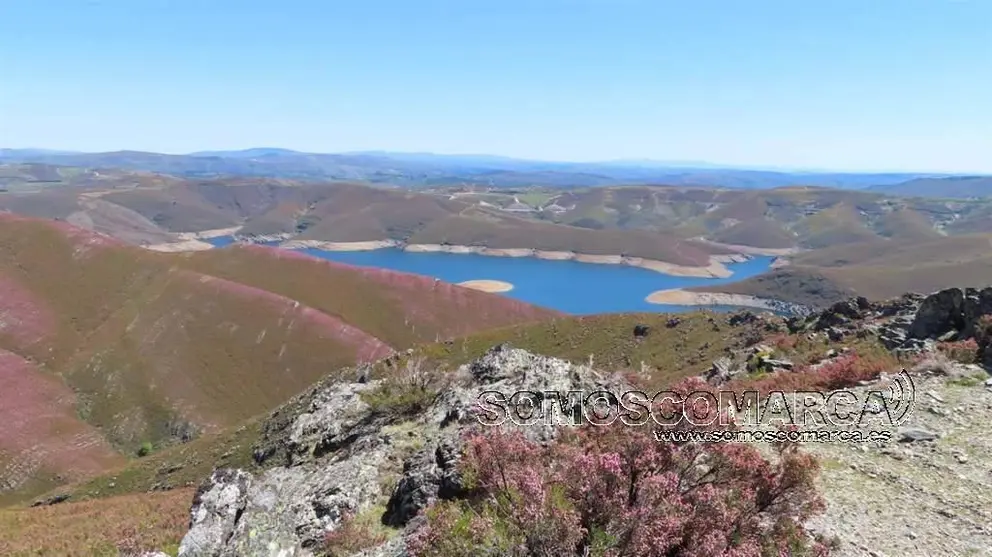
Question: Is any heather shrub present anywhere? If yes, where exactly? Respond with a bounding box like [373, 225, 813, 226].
[136, 441, 154, 458]
[937, 338, 979, 364]
[362, 358, 448, 416]
[766, 332, 798, 352]
[729, 350, 897, 396]
[408, 386, 828, 557]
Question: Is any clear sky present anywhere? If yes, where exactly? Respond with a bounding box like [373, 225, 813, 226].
[2, 0, 990, 172]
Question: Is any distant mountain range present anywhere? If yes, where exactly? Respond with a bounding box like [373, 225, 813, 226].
[0, 147, 984, 194]
[866, 175, 992, 198]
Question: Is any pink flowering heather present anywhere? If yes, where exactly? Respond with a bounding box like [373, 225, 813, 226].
[408, 377, 829, 557]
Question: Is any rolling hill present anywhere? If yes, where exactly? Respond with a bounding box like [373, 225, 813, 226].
[445, 184, 992, 250]
[7, 169, 992, 309]
[0, 214, 557, 505]
[697, 233, 992, 307]
[57, 179, 737, 270]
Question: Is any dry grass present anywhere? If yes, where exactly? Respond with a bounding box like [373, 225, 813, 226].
[388, 311, 771, 392]
[0, 488, 192, 557]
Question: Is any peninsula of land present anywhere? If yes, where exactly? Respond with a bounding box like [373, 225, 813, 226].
[645, 288, 810, 316]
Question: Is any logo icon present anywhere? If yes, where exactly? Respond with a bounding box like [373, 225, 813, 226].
[879, 369, 916, 425]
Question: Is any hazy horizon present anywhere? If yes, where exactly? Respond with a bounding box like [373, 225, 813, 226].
[3, 0, 991, 174]
[1, 145, 980, 175]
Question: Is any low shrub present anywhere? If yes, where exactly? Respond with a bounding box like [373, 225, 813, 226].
[408, 395, 828, 557]
[937, 338, 979, 364]
[766, 332, 798, 352]
[361, 358, 448, 416]
[136, 441, 154, 458]
[729, 349, 898, 396]
[323, 505, 396, 556]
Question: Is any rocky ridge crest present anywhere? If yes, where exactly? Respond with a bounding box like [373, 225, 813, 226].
[178, 344, 627, 557]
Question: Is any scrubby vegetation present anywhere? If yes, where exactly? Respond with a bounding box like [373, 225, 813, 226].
[361, 358, 449, 416]
[408, 382, 828, 557]
[937, 338, 980, 364]
[729, 349, 902, 395]
[322, 505, 399, 556]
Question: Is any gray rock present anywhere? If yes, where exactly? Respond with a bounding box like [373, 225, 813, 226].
[383, 441, 462, 527]
[178, 344, 630, 557]
[763, 358, 794, 370]
[908, 287, 992, 341]
[897, 427, 940, 443]
[179, 468, 253, 557]
[706, 357, 736, 384]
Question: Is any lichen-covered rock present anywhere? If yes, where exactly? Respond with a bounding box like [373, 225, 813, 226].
[179, 468, 253, 557]
[179, 344, 627, 557]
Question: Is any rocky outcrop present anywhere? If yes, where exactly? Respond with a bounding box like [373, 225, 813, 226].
[178, 344, 627, 557]
[788, 287, 992, 360]
[178, 469, 253, 556]
[176, 286, 992, 557]
[908, 286, 992, 340]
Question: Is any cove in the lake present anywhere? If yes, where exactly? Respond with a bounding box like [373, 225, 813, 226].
[204, 237, 775, 315]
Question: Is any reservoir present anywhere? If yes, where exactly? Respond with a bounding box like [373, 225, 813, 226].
[204, 237, 774, 315]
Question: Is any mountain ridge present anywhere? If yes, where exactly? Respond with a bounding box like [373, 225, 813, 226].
[0, 149, 959, 190]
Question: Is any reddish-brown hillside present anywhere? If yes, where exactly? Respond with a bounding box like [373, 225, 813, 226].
[178, 245, 558, 346]
[0, 214, 558, 504]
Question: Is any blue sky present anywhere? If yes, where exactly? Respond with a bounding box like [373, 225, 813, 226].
[2, 0, 990, 172]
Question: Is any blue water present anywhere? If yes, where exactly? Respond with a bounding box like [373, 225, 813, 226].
[204, 236, 773, 315]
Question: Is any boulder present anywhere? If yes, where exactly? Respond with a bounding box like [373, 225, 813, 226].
[908, 287, 992, 341]
[706, 357, 737, 384]
[909, 288, 967, 339]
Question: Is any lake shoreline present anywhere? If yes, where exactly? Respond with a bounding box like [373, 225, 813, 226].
[274, 239, 744, 278]
[140, 233, 784, 314]
[143, 235, 750, 278]
[143, 226, 245, 251]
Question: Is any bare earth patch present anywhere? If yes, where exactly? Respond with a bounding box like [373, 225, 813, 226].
[797, 372, 992, 556]
[143, 239, 216, 252]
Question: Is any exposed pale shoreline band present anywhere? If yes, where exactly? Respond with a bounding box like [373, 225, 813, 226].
[276, 240, 744, 278]
[143, 226, 244, 252]
[140, 235, 758, 279]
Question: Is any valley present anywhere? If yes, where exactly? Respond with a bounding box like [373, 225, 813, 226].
[4, 162, 992, 312]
